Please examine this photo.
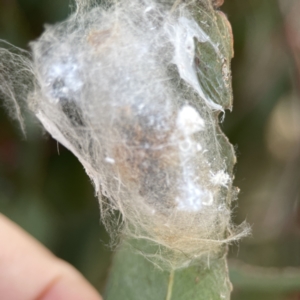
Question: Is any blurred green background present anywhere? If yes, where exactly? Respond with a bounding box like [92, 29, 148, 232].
[1, 0, 300, 299]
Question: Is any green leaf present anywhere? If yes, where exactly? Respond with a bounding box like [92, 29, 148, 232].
[105, 243, 231, 300]
[191, 0, 234, 110]
[104, 1, 235, 299]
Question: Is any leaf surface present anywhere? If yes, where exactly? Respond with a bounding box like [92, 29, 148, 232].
[105, 244, 231, 300]
[105, 1, 235, 299]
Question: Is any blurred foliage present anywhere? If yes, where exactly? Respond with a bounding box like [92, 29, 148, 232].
[1, 0, 300, 299]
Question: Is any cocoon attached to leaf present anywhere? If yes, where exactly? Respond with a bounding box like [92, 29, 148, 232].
[0, 0, 248, 270]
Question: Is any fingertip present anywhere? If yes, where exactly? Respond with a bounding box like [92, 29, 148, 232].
[0, 214, 102, 300]
[38, 265, 102, 300]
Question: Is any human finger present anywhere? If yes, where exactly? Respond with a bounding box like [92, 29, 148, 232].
[0, 214, 102, 300]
